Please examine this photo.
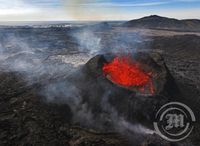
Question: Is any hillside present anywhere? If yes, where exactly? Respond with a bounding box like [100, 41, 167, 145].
[124, 15, 200, 31]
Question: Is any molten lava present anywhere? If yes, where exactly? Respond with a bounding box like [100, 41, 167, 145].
[102, 56, 154, 94]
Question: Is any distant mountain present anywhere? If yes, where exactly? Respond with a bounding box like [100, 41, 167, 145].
[80, 22, 112, 31]
[124, 15, 200, 31]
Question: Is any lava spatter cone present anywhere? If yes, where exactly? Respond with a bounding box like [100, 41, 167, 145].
[83, 52, 179, 97]
[69, 52, 180, 129]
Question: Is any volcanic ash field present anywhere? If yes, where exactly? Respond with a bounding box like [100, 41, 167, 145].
[0, 21, 200, 146]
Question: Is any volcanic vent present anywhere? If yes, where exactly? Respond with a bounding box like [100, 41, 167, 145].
[102, 55, 155, 95]
[68, 52, 180, 130]
[81, 52, 177, 96]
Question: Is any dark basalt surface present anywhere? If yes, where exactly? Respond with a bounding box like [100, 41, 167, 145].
[0, 26, 200, 146]
[69, 52, 179, 129]
[124, 15, 200, 31]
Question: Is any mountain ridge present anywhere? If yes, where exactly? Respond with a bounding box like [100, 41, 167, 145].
[124, 15, 200, 31]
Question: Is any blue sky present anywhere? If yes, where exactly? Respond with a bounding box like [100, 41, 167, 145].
[0, 0, 200, 21]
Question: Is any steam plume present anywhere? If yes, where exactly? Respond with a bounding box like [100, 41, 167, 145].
[63, 0, 114, 20]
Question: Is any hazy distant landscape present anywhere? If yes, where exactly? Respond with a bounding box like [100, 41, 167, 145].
[0, 15, 200, 146]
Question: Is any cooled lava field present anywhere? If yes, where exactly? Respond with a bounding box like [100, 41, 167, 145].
[0, 23, 200, 146]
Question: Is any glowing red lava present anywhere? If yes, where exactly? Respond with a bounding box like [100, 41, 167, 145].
[102, 56, 155, 94]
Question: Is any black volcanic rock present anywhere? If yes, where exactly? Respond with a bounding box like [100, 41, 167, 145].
[124, 15, 200, 31]
[84, 52, 179, 96]
[0, 25, 200, 146]
[76, 22, 112, 32]
[68, 52, 180, 130]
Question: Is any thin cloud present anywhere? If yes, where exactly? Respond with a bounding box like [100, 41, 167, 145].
[175, 0, 200, 2]
[0, 0, 26, 9]
[0, 0, 200, 21]
[0, 0, 39, 16]
[0, 9, 37, 16]
[79, 1, 170, 7]
[67, 0, 200, 7]
[25, 0, 60, 7]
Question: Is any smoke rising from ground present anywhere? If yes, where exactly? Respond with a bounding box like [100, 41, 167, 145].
[42, 79, 155, 137]
[0, 24, 154, 141]
[72, 24, 148, 56]
[0, 33, 78, 83]
[42, 25, 154, 137]
[72, 29, 102, 55]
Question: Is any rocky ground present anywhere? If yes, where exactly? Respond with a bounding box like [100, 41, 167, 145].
[0, 26, 200, 146]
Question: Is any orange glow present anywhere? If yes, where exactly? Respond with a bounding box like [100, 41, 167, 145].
[102, 56, 154, 94]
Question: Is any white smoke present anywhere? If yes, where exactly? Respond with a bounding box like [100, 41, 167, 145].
[0, 23, 154, 144]
[42, 78, 155, 137]
[72, 29, 102, 55]
[72, 24, 149, 57]
[42, 80, 95, 125]
[0, 33, 82, 84]
[119, 119, 155, 135]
